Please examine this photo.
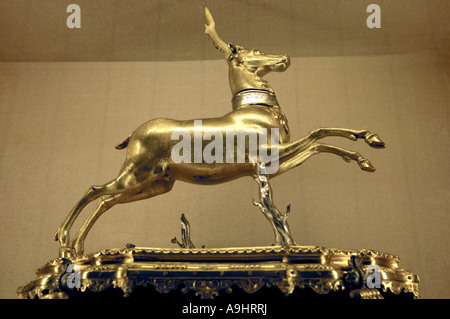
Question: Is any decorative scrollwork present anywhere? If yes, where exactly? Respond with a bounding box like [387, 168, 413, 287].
[152, 279, 178, 294]
[82, 279, 113, 293]
[297, 279, 344, 295]
[113, 277, 134, 297]
[182, 280, 230, 299]
[235, 278, 267, 294]
[18, 245, 419, 299]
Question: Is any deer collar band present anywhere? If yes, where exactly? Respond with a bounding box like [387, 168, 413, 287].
[231, 89, 279, 110]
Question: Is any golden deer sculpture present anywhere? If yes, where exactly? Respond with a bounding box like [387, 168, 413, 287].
[54, 8, 384, 257]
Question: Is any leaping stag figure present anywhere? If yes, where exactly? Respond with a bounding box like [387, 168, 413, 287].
[54, 8, 384, 257]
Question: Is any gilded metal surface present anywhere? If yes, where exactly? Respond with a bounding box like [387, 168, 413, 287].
[52, 8, 385, 258]
[16, 7, 418, 303]
[17, 246, 419, 299]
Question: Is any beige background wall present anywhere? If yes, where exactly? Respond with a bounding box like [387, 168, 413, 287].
[0, 0, 448, 299]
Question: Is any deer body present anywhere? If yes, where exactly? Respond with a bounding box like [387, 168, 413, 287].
[119, 103, 289, 185]
[54, 8, 384, 257]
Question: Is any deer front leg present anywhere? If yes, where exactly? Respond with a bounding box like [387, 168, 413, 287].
[309, 128, 385, 148]
[311, 143, 376, 171]
[276, 142, 376, 176]
[276, 128, 384, 174]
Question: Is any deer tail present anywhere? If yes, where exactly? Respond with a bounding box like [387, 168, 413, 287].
[115, 135, 131, 150]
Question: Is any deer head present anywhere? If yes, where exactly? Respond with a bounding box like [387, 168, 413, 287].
[204, 7, 290, 79]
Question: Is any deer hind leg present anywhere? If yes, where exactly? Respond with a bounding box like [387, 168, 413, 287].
[54, 184, 109, 250]
[54, 172, 134, 249]
[54, 160, 168, 252]
[70, 178, 175, 257]
[277, 142, 376, 176]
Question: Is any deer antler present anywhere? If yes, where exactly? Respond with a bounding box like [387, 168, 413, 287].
[204, 7, 231, 55]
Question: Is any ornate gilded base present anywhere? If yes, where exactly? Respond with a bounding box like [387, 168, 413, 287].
[17, 246, 419, 300]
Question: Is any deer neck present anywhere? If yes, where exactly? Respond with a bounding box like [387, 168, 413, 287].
[228, 63, 274, 96]
[230, 89, 290, 142]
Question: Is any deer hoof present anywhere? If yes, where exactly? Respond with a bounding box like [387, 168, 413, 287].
[358, 157, 376, 172]
[54, 229, 60, 241]
[365, 133, 385, 148]
[59, 247, 74, 259]
[54, 228, 71, 247]
[71, 239, 85, 257]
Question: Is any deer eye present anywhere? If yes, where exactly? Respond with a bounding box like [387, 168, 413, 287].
[229, 43, 237, 55]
